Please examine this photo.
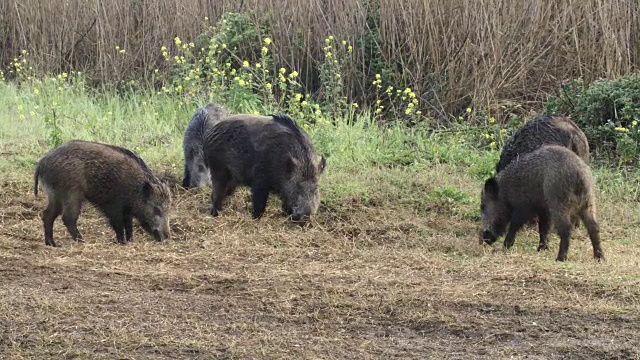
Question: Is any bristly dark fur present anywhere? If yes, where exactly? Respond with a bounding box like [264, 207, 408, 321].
[269, 114, 313, 151]
[102, 144, 155, 178]
[35, 141, 157, 195]
[495, 115, 589, 174]
[33, 140, 172, 246]
[202, 113, 324, 220]
[481, 145, 603, 262]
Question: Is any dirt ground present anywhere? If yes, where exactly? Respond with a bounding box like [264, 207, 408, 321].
[1, 171, 640, 359]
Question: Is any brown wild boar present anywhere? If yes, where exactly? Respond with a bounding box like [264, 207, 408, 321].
[480, 145, 604, 262]
[202, 113, 326, 221]
[182, 103, 230, 189]
[34, 140, 172, 247]
[496, 115, 589, 173]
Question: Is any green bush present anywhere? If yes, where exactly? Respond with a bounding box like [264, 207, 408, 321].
[545, 73, 640, 164]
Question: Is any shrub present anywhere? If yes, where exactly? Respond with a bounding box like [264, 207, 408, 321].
[545, 73, 640, 164]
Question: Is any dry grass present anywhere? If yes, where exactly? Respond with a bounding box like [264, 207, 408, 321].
[1, 159, 640, 359]
[1, 0, 639, 116]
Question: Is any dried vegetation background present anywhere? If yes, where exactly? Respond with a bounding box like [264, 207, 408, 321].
[1, 0, 639, 115]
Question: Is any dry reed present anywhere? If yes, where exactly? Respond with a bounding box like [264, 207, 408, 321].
[1, 0, 638, 117]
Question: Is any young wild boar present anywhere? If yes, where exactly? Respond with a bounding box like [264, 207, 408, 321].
[34, 140, 172, 247]
[182, 103, 230, 189]
[202, 114, 326, 221]
[495, 115, 590, 173]
[480, 145, 604, 262]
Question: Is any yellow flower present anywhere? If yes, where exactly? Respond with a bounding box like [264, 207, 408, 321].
[221, 43, 227, 49]
[119, 49, 126, 54]
[261, 47, 269, 55]
[19, 114, 25, 120]
[242, 60, 250, 67]
[115, 45, 120, 50]
[325, 52, 332, 58]
[348, 45, 353, 52]
[238, 79, 246, 86]
[255, 63, 261, 69]
[265, 83, 273, 90]
[466, 107, 472, 113]
[289, 71, 299, 78]
[416, 111, 422, 115]
[352, 103, 358, 108]
[263, 37, 272, 45]
[154, 69, 159, 73]
[33, 88, 39, 95]
[279, 67, 286, 74]
[301, 101, 308, 106]
[161, 46, 167, 52]
[30, 111, 36, 117]
[375, 74, 381, 80]
[341, 40, 347, 45]
[488, 116, 496, 124]
[174, 37, 182, 46]
[204, 16, 209, 21]
[328, 35, 334, 41]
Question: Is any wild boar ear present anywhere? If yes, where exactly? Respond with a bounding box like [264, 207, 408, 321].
[318, 155, 327, 173]
[483, 177, 499, 197]
[286, 156, 300, 175]
[142, 181, 153, 199]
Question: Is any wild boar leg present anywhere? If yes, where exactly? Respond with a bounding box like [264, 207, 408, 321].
[42, 196, 62, 247]
[537, 212, 550, 251]
[107, 209, 126, 244]
[123, 208, 134, 242]
[580, 207, 604, 260]
[62, 198, 84, 242]
[250, 184, 270, 219]
[210, 167, 231, 216]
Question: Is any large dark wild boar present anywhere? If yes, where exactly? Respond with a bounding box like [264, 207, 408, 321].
[202, 114, 326, 221]
[496, 115, 589, 173]
[480, 145, 604, 262]
[182, 103, 230, 189]
[34, 140, 172, 247]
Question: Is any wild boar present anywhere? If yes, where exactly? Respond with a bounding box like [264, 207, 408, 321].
[202, 114, 326, 221]
[480, 145, 604, 262]
[496, 115, 590, 173]
[34, 140, 172, 247]
[182, 103, 230, 189]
